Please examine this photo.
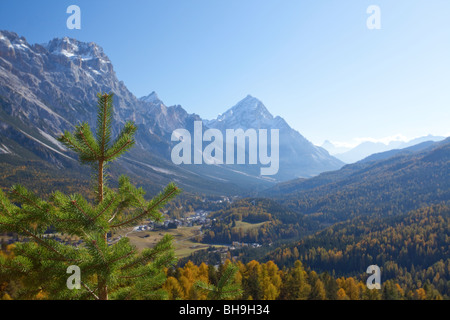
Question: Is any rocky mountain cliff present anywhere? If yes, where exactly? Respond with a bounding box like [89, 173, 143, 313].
[205, 95, 343, 180]
[0, 30, 343, 194]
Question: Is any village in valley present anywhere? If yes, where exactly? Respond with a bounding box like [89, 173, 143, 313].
[1, 197, 263, 265]
[132, 209, 213, 232]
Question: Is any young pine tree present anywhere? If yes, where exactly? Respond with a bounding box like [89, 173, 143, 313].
[0, 93, 180, 300]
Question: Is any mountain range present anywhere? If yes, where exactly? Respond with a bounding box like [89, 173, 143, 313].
[1, 30, 449, 300]
[262, 137, 450, 224]
[185, 137, 449, 286]
[323, 135, 446, 164]
[0, 30, 343, 195]
[204, 95, 343, 180]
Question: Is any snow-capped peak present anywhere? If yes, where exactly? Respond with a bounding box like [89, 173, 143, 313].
[204, 95, 279, 131]
[218, 95, 274, 122]
[140, 91, 162, 104]
[45, 37, 109, 62]
[0, 30, 31, 52]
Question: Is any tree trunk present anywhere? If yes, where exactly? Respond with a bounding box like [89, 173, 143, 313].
[98, 160, 104, 203]
[98, 278, 108, 300]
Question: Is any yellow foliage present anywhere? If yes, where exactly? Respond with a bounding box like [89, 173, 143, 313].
[337, 288, 349, 300]
[2, 293, 13, 300]
[35, 290, 48, 300]
[414, 288, 427, 300]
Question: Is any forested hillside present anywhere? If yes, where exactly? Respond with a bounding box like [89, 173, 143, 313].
[263, 139, 450, 224]
[163, 258, 447, 300]
[201, 198, 318, 245]
[267, 204, 449, 298]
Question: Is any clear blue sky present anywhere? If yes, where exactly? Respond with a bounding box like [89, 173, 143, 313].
[1, 0, 449, 146]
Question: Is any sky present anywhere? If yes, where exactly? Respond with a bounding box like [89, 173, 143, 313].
[0, 0, 449, 146]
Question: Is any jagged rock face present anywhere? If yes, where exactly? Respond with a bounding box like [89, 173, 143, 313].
[0, 31, 199, 159]
[205, 95, 344, 179]
[0, 30, 342, 186]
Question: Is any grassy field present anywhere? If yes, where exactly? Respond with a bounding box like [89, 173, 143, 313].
[234, 220, 267, 232]
[122, 226, 217, 259]
[2, 226, 223, 260]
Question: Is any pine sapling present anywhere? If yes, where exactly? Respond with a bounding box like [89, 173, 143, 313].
[0, 93, 181, 300]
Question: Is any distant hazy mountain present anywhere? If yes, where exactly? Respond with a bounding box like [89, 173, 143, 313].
[358, 140, 439, 164]
[321, 140, 351, 155]
[323, 135, 446, 163]
[204, 95, 344, 180]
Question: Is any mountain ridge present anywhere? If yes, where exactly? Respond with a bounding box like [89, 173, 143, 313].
[260, 137, 450, 224]
[323, 135, 446, 163]
[205, 95, 344, 180]
[0, 30, 343, 194]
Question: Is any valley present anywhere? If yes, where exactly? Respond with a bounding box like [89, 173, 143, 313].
[0, 29, 449, 300]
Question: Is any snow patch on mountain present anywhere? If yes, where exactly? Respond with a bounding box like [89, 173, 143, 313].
[37, 128, 67, 151]
[140, 91, 162, 104]
[18, 129, 74, 160]
[0, 144, 11, 154]
[124, 157, 175, 176]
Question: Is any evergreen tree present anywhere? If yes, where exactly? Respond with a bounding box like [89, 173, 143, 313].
[279, 260, 311, 300]
[195, 263, 242, 300]
[322, 272, 339, 300]
[164, 276, 185, 300]
[241, 260, 263, 300]
[382, 280, 404, 300]
[0, 93, 180, 300]
[308, 271, 327, 300]
[208, 264, 219, 287]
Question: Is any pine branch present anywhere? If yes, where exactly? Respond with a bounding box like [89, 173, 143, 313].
[10, 186, 44, 211]
[195, 264, 242, 300]
[0, 191, 14, 217]
[0, 221, 76, 262]
[58, 132, 97, 162]
[71, 200, 94, 223]
[80, 281, 100, 300]
[0, 256, 31, 274]
[119, 272, 149, 280]
[217, 264, 237, 289]
[110, 185, 179, 229]
[77, 124, 100, 159]
[94, 193, 117, 221]
[105, 139, 133, 161]
[109, 249, 136, 265]
[97, 93, 113, 156]
[58, 132, 86, 154]
[106, 121, 137, 161]
[108, 209, 120, 224]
